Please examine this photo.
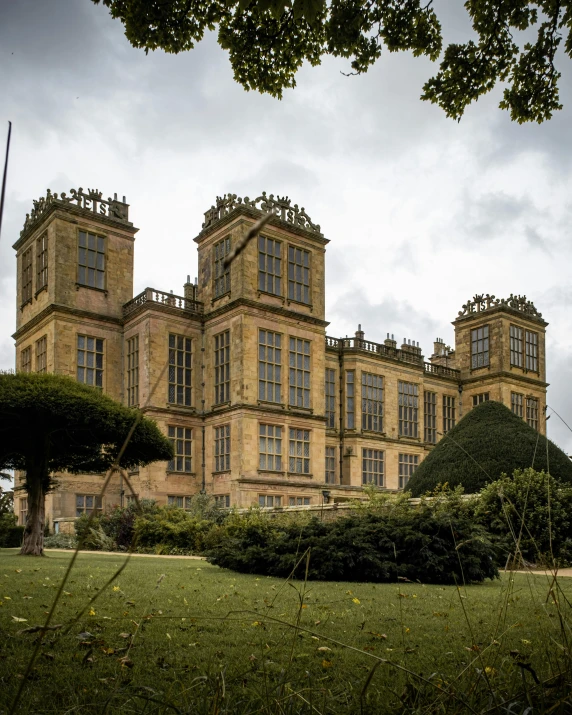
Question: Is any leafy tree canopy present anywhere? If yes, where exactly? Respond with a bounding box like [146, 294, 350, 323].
[407, 400, 572, 496]
[92, 0, 572, 122]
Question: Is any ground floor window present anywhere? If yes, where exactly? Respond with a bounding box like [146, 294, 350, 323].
[214, 425, 231, 472]
[289, 429, 310, 474]
[167, 495, 192, 509]
[325, 446, 336, 484]
[362, 449, 384, 486]
[473, 392, 489, 406]
[76, 494, 102, 517]
[259, 495, 282, 507]
[511, 392, 524, 418]
[259, 424, 283, 470]
[214, 494, 231, 508]
[126, 494, 138, 506]
[398, 454, 419, 489]
[19, 498, 28, 525]
[289, 496, 311, 506]
[526, 397, 539, 430]
[168, 426, 192, 473]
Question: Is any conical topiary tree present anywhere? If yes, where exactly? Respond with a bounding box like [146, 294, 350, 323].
[0, 372, 174, 555]
[407, 400, 572, 496]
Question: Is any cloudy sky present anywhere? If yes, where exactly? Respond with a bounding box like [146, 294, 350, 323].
[1, 0, 572, 452]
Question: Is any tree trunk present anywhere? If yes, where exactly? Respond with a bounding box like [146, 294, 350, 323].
[20, 461, 48, 556]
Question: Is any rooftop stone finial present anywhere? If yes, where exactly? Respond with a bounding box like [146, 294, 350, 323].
[202, 191, 322, 235]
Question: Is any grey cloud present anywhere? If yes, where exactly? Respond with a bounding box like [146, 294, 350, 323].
[462, 192, 531, 240]
[524, 225, 552, 256]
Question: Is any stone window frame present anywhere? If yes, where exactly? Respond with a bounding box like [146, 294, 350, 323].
[289, 496, 311, 506]
[325, 445, 336, 484]
[167, 495, 192, 509]
[398, 453, 419, 489]
[362, 372, 384, 433]
[362, 448, 384, 486]
[471, 325, 490, 369]
[168, 333, 191, 406]
[77, 335, 104, 390]
[346, 370, 355, 429]
[21, 245, 33, 307]
[526, 397, 539, 430]
[35, 335, 47, 373]
[259, 423, 283, 471]
[214, 424, 231, 472]
[36, 232, 48, 294]
[213, 235, 231, 299]
[288, 337, 311, 409]
[443, 395, 456, 434]
[288, 428, 310, 474]
[20, 346, 32, 374]
[287, 244, 311, 305]
[19, 498, 28, 525]
[127, 334, 140, 407]
[259, 494, 282, 507]
[76, 494, 103, 517]
[510, 325, 523, 367]
[258, 235, 282, 296]
[258, 329, 282, 403]
[77, 229, 106, 291]
[398, 380, 418, 438]
[511, 391, 524, 418]
[424, 391, 437, 444]
[525, 330, 539, 372]
[168, 426, 192, 473]
[325, 368, 336, 428]
[472, 392, 489, 406]
[214, 494, 231, 508]
[214, 330, 230, 405]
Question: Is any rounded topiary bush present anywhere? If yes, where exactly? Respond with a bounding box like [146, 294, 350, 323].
[407, 401, 572, 496]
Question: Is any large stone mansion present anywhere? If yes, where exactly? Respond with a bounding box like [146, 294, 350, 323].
[12, 187, 548, 530]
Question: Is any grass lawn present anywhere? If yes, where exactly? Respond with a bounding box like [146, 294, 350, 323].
[1, 548, 571, 714]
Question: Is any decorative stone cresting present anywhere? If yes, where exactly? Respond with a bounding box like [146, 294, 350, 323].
[21, 187, 130, 236]
[202, 192, 322, 235]
[458, 293, 542, 319]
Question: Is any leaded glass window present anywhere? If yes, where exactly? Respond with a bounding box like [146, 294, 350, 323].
[214, 424, 230, 472]
[525, 330, 538, 371]
[287, 246, 310, 304]
[325, 445, 336, 484]
[346, 371, 355, 428]
[258, 236, 282, 295]
[127, 335, 139, 406]
[77, 335, 103, 389]
[325, 368, 336, 428]
[21, 246, 33, 305]
[511, 392, 524, 417]
[424, 391, 436, 443]
[443, 395, 456, 434]
[76, 494, 102, 517]
[168, 426, 192, 472]
[78, 230, 105, 289]
[472, 393, 489, 406]
[289, 337, 310, 408]
[20, 346, 31, 373]
[214, 331, 230, 404]
[168, 334, 191, 406]
[398, 454, 419, 489]
[289, 428, 310, 474]
[36, 233, 48, 291]
[362, 372, 383, 432]
[362, 449, 384, 486]
[259, 424, 283, 470]
[471, 325, 489, 369]
[510, 325, 523, 367]
[214, 236, 231, 298]
[526, 397, 539, 430]
[398, 381, 418, 437]
[259, 330, 281, 402]
[35, 335, 47, 373]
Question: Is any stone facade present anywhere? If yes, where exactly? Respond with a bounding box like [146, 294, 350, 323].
[11, 189, 548, 529]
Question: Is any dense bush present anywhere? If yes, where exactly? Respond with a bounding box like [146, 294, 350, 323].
[0, 513, 24, 548]
[206, 493, 498, 584]
[476, 468, 572, 566]
[43, 533, 77, 549]
[408, 401, 572, 496]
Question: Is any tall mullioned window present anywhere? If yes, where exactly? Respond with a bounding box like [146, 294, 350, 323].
[258, 236, 282, 295]
[127, 335, 139, 406]
[168, 426, 192, 473]
[289, 428, 310, 474]
[526, 397, 539, 430]
[288, 246, 310, 304]
[20, 346, 31, 373]
[214, 330, 230, 404]
[398, 381, 418, 437]
[289, 337, 310, 408]
[168, 495, 192, 509]
[258, 330, 281, 402]
[214, 236, 231, 298]
[22, 246, 33, 305]
[36, 233, 48, 291]
[346, 371, 355, 428]
[76, 495, 102, 517]
[35, 335, 47, 373]
[362, 449, 384, 486]
[214, 424, 230, 471]
[398, 454, 419, 489]
[471, 325, 489, 369]
[362, 373, 383, 432]
[511, 392, 524, 418]
[19, 498, 28, 525]
[259, 424, 283, 471]
[325, 368, 336, 428]
[78, 230, 105, 289]
[325, 446, 336, 484]
[525, 330, 538, 371]
[443, 396, 456, 434]
[77, 335, 103, 389]
[424, 391, 437, 443]
[168, 334, 191, 406]
[510, 325, 523, 367]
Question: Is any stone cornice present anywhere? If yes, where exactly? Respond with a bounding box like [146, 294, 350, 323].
[12, 303, 123, 341]
[206, 297, 329, 328]
[460, 371, 549, 389]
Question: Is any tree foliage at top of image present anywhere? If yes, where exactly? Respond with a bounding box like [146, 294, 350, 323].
[407, 400, 572, 497]
[92, 0, 572, 122]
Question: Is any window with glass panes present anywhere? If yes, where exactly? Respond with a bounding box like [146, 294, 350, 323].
[511, 392, 524, 417]
[424, 391, 437, 443]
[362, 372, 383, 432]
[325, 368, 336, 428]
[168, 334, 191, 406]
[346, 371, 355, 428]
[168, 426, 192, 473]
[77, 335, 103, 389]
[289, 338, 310, 408]
[76, 495, 102, 517]
[214, 495, 231, 508]
[510, 325, 523, 367]
[258, 236, 282, 295]
[127, 335, 139, 406]
[214, 236, 231, 298]
[168, 495, 192, 509]
[526, 331, 538, 371]
[398, 454, 419, 489]
[526, 397, 539, 430]
[289, 429, 310, 474]
[22, 246, 33, 305]
[35, 335, 47, 373]
[362, 449, 384, 486]
[258, 330, 281, 402]
[443, 395, 456, 433]
[325, 446, 336, 484]
[19, 498, 28, 525]
[472, 393, 489, 406]
[287, 246, 310, 304]
[289, 496, 310, 506]
[398, 381, 418, 437]
[259, 495, 282, 507]
[214, 331, 230, 404]
[36, 233, 48, 291]
[78, 230, 105, 289]
[259, 424, 283, 470]
[471, 325, 489, 368]
[21, 346, 31, 373]
[214, 424, 230, 471]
